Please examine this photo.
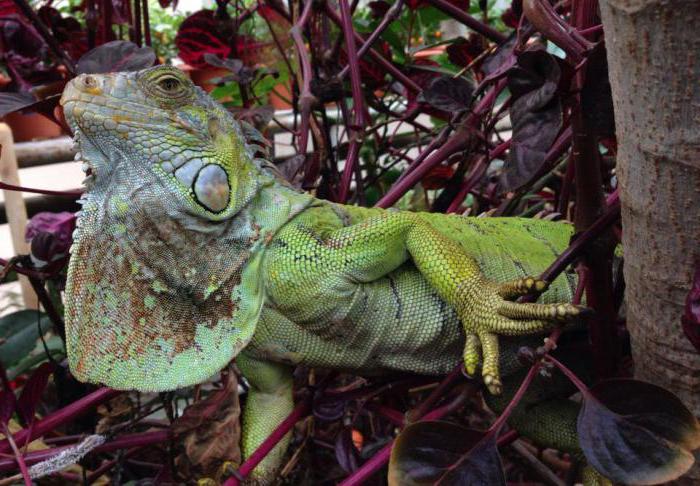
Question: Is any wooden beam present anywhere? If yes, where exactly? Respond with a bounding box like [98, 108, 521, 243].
[0, 123, 38, 309]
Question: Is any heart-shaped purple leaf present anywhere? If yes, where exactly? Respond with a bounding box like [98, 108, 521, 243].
[389, 421, 505, 485]
[421, 76, 474, 114]
[578, 379, 700, 485]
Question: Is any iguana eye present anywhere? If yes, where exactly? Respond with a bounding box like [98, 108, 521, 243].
[158, 76, 182, 93]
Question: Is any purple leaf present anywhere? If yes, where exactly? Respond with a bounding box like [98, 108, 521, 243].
[110, 0, 132, 25]
[368, 1, 391, 17]
[501, 49, 563, 191]
[578, 379, 700, 485]
[0, 390, 16, 426]
[203, 53, 242, 73]
[17, 362, 55, 425]
[334, 427, 360, 473]
[389, 421, 505, 485]
[25, 212, 76, 268]
[446, 35, 485, 68]
[481, 34, 517, 78]
[421, 76, 474, 114]
[0, 14, 63, 90]
[275, 155, 306, 187]
[0, 92, 36, 118]
[76, 41, 156, 74]
[203, 54, 255, 85]
[37, 6, 87, 60]
[313, 397, 346, 422]
[682, 262, 700, 352]
[230, 105, 274, 131]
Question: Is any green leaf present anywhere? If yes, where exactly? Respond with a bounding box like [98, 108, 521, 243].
[0, 310, 52, 368]
[389, 421, 505, 485]
[0, 309, 41, 339]
[8, 335, 65, 380]
[416, 7, 449, 30]
[578, 379, 700, 485]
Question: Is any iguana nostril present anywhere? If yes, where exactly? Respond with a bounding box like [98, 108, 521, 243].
[193, 164, 229, 213]
[83, 76, 97, 88]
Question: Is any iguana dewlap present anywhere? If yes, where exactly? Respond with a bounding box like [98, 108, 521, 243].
[60, 66, 589, 483]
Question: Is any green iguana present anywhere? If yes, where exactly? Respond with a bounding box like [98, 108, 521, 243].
[60, 66, 596, 483]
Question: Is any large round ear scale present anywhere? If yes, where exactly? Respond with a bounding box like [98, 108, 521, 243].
[192, 164, 231, 213]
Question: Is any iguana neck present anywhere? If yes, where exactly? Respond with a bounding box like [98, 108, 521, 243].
[71, 169, 313, 302]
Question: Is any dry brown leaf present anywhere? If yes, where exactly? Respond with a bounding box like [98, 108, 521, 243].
[172, 370, 241, 482]
[95, 393, 134, 434]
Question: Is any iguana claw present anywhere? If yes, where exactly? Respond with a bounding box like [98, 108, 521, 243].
[461, 275, 589, 395]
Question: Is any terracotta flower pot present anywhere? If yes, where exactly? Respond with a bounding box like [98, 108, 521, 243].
[3, 111, 63, 142]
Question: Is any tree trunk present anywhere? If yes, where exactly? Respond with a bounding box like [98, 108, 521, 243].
[599, 0, 700, 482]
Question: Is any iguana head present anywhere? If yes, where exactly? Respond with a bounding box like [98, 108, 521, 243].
[62, 65, 263, 218]
[60, 67, 271, 391]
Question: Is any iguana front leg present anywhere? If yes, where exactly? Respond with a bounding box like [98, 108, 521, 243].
[268, 208, 585, 394]
[236, 353, 294, 484]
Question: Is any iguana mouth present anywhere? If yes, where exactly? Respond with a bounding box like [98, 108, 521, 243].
[71, 130, 97, 189]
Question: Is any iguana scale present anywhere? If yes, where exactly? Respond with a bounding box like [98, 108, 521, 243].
[60, 66, 597, 484]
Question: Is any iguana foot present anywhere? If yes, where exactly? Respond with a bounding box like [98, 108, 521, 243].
[460, 276, 589, 395]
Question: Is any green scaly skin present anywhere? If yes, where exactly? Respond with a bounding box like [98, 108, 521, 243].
[60, 66, 596, 484]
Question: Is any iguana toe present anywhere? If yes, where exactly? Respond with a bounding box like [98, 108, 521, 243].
[463, 333, 481, 376]
[497, 276, 550, 300]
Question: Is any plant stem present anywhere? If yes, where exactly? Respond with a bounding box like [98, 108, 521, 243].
[223, 399, 311, 485]
[2, 423, 31, 486]
[289, 0, 316, 156]
[324, 2, 422, 93]
[376, 79, 507, 208]
[337, 0, 405, 81]
[424, 0, 507, 44]
[0, 388, 120, 455]
[336, 0, 367, 202]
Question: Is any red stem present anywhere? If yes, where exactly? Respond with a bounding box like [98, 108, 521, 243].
[2, 423, 31, 486]
[336, 0, 367, 203]
[539, 197, 620, 283]
[545, 355, 591, 394]
[289, 0, 316, 155]
[0, 431, 169, 473]
[0, 181, 82, 197]
[0, 388, 120, 455]
[424, 0, 507, 44]
[446, 139, 512, 214]
[393, 125, 451, 184]
[338, 0, 367, 128]
[324, 3, 422, 94]
[0, 257, 54, 280]
[376, 79, 507, 209]
[223, 399, 311, 485]
[337, 0, 405, 81]
[338, 138, 361, 203]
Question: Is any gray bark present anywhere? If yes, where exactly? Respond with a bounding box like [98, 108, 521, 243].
[600, 0, 700, 482]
